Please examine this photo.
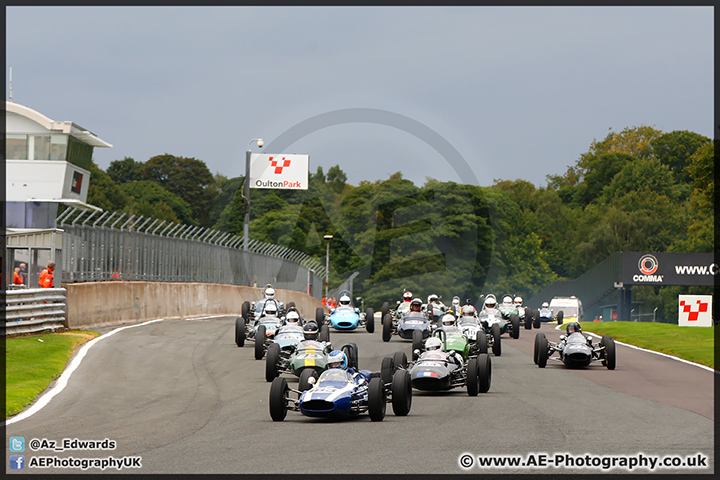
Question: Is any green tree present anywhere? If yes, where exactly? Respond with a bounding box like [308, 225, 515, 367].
[120, 180, 195, 225]
[86, 161, 129, 212]
[141, 154, 218, 227]
[107, 157, 143, 184]
[650, 130, 710, 184]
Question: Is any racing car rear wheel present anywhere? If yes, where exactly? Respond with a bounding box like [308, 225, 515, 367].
[381, 356, 395, 385]
[491, 324, 502, 356]
[298, 368, 318, 391]
[235, 316, 246, 347]
[242, 301, 251, 320]
[557, 311, 564, 325]
[412, 329, 424, 360]
[510, 314, 520, 339]
[342, 343, 359, 370]
[365, 307, 375, 333]
[315, 307, 325, 326]
[368, 377, 387, 421]
[537, 335, 549, 368]
[382, 314, 393, 342]
[393, 351, 408, 369]
[254, 325, 267, 360]
[319, 324, 330, 343]
[476, 332, 488, 354]
[391, 370, 412, 416]
[477, 353, 491, 393]
[381, 301, 390, 318]
[601, 335, 616, 370]
[524, 311, 532, 330]
[534, 333, 546, 365]
[533, 309, 541, 329]
[269, 377, 289, 421]
[466, 357, 480, 396]
[266, 343, 281, 382]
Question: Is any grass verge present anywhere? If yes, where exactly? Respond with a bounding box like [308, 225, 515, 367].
[578, 321, 714, 368]
[6, 330, 100, 418]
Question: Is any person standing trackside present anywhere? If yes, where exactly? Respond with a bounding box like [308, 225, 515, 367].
[39, 261, 56, 288]
[13, 267, 24, 285]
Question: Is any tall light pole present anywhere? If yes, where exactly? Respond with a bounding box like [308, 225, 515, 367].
[244, 138, 263, 251]
[323, 234, 333, 299]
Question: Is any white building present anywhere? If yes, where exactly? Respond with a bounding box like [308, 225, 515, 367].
[5, 101, 111, 228]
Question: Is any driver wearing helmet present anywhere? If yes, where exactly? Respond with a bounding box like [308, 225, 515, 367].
[262, 300, 279, 317]
[264, 286, 276, 299]
[461, 304, 477, 318]
[449, 296, 462, 315]
[514, 296, 523, 307]
[403, 291, 413, 303]
[440, 314, 459, 333]
[338, 294, 352, 308]
[483, 296, 498, 312]
[423, 336, 464, 367]
[285, 309, 302, 326]
[327, 350, 368, 384]
[410, 298, 423, 313]
[302, 322, 319, 340]
[542, 302, 549, 308]
[566, 321, 582, 335]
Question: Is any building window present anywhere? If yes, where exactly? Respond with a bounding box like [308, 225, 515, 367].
[32, 135, 51, 160]
[50, 135, 68, 160]
[6, 134, 28, 160]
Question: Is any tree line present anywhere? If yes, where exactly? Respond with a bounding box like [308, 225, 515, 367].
[87, 126, 714, 322]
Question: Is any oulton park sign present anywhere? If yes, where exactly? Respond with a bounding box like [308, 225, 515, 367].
[620, 252, 717, 286]
[250, 154, 309, 190]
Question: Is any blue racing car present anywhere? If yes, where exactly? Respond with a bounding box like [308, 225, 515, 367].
[316, 290, 374, 333]
[269, 348, 411, 422]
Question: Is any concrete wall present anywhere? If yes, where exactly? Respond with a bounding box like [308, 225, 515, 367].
[64, 281, 326, 329]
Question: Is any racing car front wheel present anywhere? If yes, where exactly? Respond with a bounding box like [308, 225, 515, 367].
[365, 308, 375, 334]
[393, 350, 408, 370]
[381, 301, 390, 318]
[319, 324, 330, 343]
[476, 332, 488, 354]
[534, 333, 546, 365]
[382, 314, 393, 342]
[381, 356, 395, 385]
[477, 353, 491, 393]
[242, 301, 251, 320]
[411, 330, 424, 360]
[368, 377, 387, 422]
[601, 335, 616, 370]
[266, 343, 281, 382]
[269, 377, 289, 421]
[254, 325, 267, 360]
[298, 368, 318, 391]
[491, 324, 502, 356]
[235, 317, 246, 347]
[315, 307, 325, 326]
[391, 369, 412, 416]
[533, 309, 541, 329]
[537, 335, 549, 368]
[510, 314, 520, 339]
[466, 357, 480, 396]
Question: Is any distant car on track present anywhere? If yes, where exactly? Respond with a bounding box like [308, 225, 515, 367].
[534, 322, 616, 370]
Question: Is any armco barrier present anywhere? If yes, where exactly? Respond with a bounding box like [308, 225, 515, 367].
[64, 282, 326, 329]
[4, 288, 67, 335]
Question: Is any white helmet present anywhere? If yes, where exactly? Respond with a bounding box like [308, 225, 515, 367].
[265, 287, 275, 298]
[264, 302, 278, 316]
[286, 311, 300, 323]
[441, 314, 456, 327]
[452, 296, 460, 306]
[339, 295, 351, 306]
[461, 305, 476, 316]
[502, 295, 513, 305]
[425, 337, 443, 351]
[542, 302, 549, 308]
[484, 297, 497, 309]
[428, 294, 439, 304]
[514, 296, 523, 306]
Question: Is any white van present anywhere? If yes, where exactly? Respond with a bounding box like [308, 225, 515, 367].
[548, 296, 583, 324]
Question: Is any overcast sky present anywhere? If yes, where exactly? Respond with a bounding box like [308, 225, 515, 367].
[6, 6, 714, 188]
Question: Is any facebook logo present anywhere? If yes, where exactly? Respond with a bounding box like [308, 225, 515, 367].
[10, 437, 25, 452]
[9, 455, 25, 470]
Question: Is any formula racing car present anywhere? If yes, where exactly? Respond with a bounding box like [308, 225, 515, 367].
[315, 290, 374, 333]
[534, 322, 616, 370]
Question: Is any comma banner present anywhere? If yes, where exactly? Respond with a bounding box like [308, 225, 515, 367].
[621, 252, 717, 286]
[250, 154, 308, 190]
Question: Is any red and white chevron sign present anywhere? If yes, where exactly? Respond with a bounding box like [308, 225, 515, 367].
[678, 295, 713, 327]
[250, 154, 309, 190]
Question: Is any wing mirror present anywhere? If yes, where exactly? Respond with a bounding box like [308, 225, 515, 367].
[308, 377, 316, 385]
[559, 334, 566, 340]
[413, 349, 421, 357]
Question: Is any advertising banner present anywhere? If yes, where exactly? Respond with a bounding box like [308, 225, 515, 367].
[621, 252, 717, 286]
[678, 295, 713, 327]
[249, 154, 308, 190]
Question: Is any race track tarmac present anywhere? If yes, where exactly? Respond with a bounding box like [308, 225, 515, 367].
[5, 316, 715, 475]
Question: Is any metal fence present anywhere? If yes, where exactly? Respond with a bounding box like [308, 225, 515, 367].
[55, 206, 326, 295]
[3, 288, 67, 335]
